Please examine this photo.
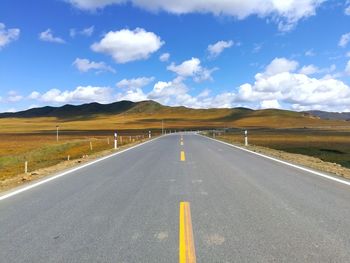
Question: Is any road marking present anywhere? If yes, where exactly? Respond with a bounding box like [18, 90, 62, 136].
[200, 134, 350, 187]
[179, 202, 196, 263]
[0, 136, 163, 201]
[181, 141, 184, 146]
[181, 151, 186, 161]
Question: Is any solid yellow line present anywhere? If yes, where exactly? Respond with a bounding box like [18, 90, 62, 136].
[180, 151, 186, 161]
[179, 202, 196, 263]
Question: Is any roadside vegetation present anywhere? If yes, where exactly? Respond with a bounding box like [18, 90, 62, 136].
[208, 128, 350, 169]
[0, 131, 156, 191]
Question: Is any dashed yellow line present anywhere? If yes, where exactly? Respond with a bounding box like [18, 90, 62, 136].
[179, 202, 196, 263]
[180, 151, 186, 161]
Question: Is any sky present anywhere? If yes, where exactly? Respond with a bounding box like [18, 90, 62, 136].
[0, 0, 350, 113]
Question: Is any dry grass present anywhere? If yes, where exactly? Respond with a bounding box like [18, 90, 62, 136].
[0, 132, 152, 184]
[212, 129, 350, 169]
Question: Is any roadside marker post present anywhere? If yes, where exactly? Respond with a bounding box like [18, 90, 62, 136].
[24, 161, 28, 174]
[245, 130, 248, 146]
[149, 131, 151, 139]
[114, 132, 118, 149]
[90, 141, 93, 151]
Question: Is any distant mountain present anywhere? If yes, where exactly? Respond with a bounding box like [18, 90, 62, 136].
[1, 100, 347, 131]
[0, 100, 149, 119]
[306, 110, 350, 121]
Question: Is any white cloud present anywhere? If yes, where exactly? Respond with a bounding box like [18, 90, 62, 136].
[91, 28, 164, 63]
[345, 1, 350, 15]
[116, 77, 155, 89]
[39, 86, 114, 104]
[339, 32, 350, 48]
[0, 23, 20, 49]
[28, 91, 41, 99]
[65, 0, 324, 31]
[167, 57, 217, 82]
[260, 99, 281, 109]
[39, 29, 66, 44]
[264, 57, 299, 76]
[236, 58, 350, 111]
[6, 91, 23, 102]
[207, 40, 233, 58]
[167, 57, 201, 77]
[159, 52, 170, 62]
[298, 64, 319, 75]
[73, 58, 116, 73]
[70, 26, 94, 37]
[346, 60, 350, 75]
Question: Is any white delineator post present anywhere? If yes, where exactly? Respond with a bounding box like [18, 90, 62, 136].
[114, 132, 118, 149]
[149, 131, 151, 139]
[25, 161, 28, 174]
[245, 130, 248, 146]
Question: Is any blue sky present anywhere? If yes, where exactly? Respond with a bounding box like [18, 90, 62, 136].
[0, 0, 350, 112]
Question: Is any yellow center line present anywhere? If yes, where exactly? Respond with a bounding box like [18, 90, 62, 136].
[179, 202, 196, 263]
[180, 151, 186, 161]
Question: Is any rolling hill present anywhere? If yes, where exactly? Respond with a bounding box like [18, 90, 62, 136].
[0, 100, 348, 133]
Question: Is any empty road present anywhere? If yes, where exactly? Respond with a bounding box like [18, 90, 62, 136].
[1, 134, 350, 262]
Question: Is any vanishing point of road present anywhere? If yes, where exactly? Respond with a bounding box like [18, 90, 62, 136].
[1, 134, 350, 262]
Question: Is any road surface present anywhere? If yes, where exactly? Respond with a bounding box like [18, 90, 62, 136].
[1, 134, 350, 262]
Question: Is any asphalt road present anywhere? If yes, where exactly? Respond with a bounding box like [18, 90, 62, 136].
[1, 134, 350, 262]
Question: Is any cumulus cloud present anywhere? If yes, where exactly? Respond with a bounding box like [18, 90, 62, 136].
[159, 52, 170, 62]
[339, 32, 350, 48]
[207, 40, 233, 58]
[167, 57, 217, 82]
[39, 29, 66, 44]
[70, 26, 94, 37]
[38, 86, 114, 104]
[91, 28, 164, 63]
[65, 0, 324, 31]
[73, 58, 115, 73]
[0, 23, 20, 49]
[236, 58, 350, 111]
[116, 77, 155, 90]
[28, 91, 41, 100]
[264, 57, 299, 76]
[298, 64, 319, 75]
[260, 99, 281, 109]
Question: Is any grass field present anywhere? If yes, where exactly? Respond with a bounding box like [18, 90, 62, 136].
[212, 128, 350, 169]
[0, 131, 155, 183]
[1, 104, 350, 190]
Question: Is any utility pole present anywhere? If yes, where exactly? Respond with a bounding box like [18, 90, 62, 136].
[56, 125, 59, 142]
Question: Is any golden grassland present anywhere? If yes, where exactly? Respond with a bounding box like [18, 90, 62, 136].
[1, 107, 350, 190]
[214, 129, 350, 169]
[0, 132, 152, 184]
[1, 109, 349, 133]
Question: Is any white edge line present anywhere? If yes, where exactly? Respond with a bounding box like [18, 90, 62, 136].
[0, 136, 163, 201]
[198, 134, 350, 187]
